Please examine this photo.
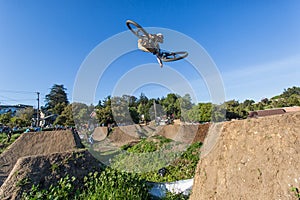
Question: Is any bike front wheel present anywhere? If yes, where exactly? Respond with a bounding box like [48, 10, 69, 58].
[126, 20, 149, 39]
[161, 51, 188, 62]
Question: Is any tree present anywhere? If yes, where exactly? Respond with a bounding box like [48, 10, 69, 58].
[96, 96, 114, 126]
[178, 94, 193, 122]
[162, 93, 180, 118]
[54, 104, 74, 126]
[129, 107, 139, 124]
[44, 84, 69, 115]
[198, 103, 213, 122]
[281, 86, 300, 98]
[13, 107, 34, 127]
[137, 93, 150, 122]
[111, 96, 133, 125]
[287, 94, 300, 106]
[0, 112, 12, 125]
[225, 100, 242, 120]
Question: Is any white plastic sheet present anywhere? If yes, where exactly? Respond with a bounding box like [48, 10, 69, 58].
[148, 178, 194, 198]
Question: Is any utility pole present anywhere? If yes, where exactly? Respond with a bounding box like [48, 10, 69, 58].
[153, 99, 157, 120]
[36, 92, 40, 127]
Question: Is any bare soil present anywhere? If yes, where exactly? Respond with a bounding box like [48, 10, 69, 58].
[190, 111, 300, 200]
[0, 130, 80, 186]
[0, 150, 103, 200]
[0, 123, 210, 199]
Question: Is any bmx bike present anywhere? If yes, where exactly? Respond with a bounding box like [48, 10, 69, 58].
[126, 20, 188, 62]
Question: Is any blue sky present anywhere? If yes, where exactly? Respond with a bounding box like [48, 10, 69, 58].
[0, 0, 299, 107]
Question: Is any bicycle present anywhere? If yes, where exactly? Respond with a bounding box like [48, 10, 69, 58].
[126, 20, 188, 63]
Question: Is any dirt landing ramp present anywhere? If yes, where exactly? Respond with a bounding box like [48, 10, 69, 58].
[0, 130, 81, 187]
[157, 124, 199, 144]
[0, 150, 103, 200]
[107, 126, 141, 147]
[93, 127, 108, 141]
[190, 112, 300, 200]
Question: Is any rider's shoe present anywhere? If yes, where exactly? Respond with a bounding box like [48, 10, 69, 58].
[156, 57, 163, 68]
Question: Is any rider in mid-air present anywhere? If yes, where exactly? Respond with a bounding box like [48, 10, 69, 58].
[137, 33, 164, 67]
[127, 20, 188, 66]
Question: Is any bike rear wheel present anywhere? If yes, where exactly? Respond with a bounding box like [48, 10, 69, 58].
[161, 51, 188, 62]
[126, 20, 149, 39]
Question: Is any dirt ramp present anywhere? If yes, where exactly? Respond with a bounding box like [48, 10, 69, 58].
[108, 127, 141, 147]
[0, 130, 78, 186]
[0, 150, 103, 200]
[190, 112, 300, 200]
[93, 127, 108, 141]
[157, 124, 199, 144]
[192, 123, 210, 143]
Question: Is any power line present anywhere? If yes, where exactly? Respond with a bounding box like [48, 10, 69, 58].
[0, 99, 36, 102]
[0, 89, 36, 94]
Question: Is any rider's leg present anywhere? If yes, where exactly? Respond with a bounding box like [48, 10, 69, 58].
[156, 55, 163, 68]
[154, 49, 163, 67]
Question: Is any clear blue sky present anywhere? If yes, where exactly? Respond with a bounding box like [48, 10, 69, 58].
[0, 0, 299, 107]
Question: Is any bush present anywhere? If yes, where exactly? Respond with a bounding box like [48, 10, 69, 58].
[22, 168, 150, 200]
[112, 138, 202, 182]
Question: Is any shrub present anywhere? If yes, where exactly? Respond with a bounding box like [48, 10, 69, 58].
[22, 168, 150, 200]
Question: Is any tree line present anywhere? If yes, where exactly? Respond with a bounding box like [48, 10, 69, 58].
[1, 85, 300, 129]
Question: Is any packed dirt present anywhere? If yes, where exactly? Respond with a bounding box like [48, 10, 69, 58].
[1, 112, 299, 199]
[0, 112, 300, 200]
[0, 150, 103, 200]
[92, 123, 208, 149]
[190, 111, 300, 200]
[0, 130, 81, 186]
[0, 123, 208, 199]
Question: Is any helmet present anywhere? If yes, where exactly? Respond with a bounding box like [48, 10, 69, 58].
[156, 33, 164, 43]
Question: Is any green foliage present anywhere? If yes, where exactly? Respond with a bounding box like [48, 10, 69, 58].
[95, 96, 114, 126]
[112, 138, 202, 183]
[178, 94, 193, 122]
[129, 106, 140, 124]
[44, 84, 69, 115]
[0, 112, 12, 125]
[163, 192, 189, 200]
[51, 163, 59, 173]
[80, 168, 150, 200]
[22, 168, 150, 200]
[290, 186, 300, 198]
[281, 86, 300, 98]
[41, 85, 300, 128]
[161, 93, 181, 118]
[22, 175, 76, 200]
[111, 96, 134, 125]
[138, 142, 202, 182]
[15, 107, 35, 127]
[0, 133, 21, 154]
[127, 139, 157, 153]
[124, 136, 173, 154]
[17, 177, 31, 188]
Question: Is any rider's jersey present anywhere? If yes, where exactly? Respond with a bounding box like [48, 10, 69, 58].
[138, 34, 160, 54]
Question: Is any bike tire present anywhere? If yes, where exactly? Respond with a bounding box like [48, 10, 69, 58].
[126, 20, 149, 39]
[161, 51, 188, 62]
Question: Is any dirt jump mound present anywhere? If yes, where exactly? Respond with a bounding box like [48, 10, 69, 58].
[92, 127, 108, 141]
[190, 111, 300, 200]
[0, 130, 83, 187]
[0, 150, 103, 200]
[157, 124, 208, 144]
[107, 125, 142, 147]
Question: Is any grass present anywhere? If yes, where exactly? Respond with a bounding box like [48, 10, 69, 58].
[112, 136, 202, 182]
[22, 135, 201, 199]
[0, 133, 21, 154]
